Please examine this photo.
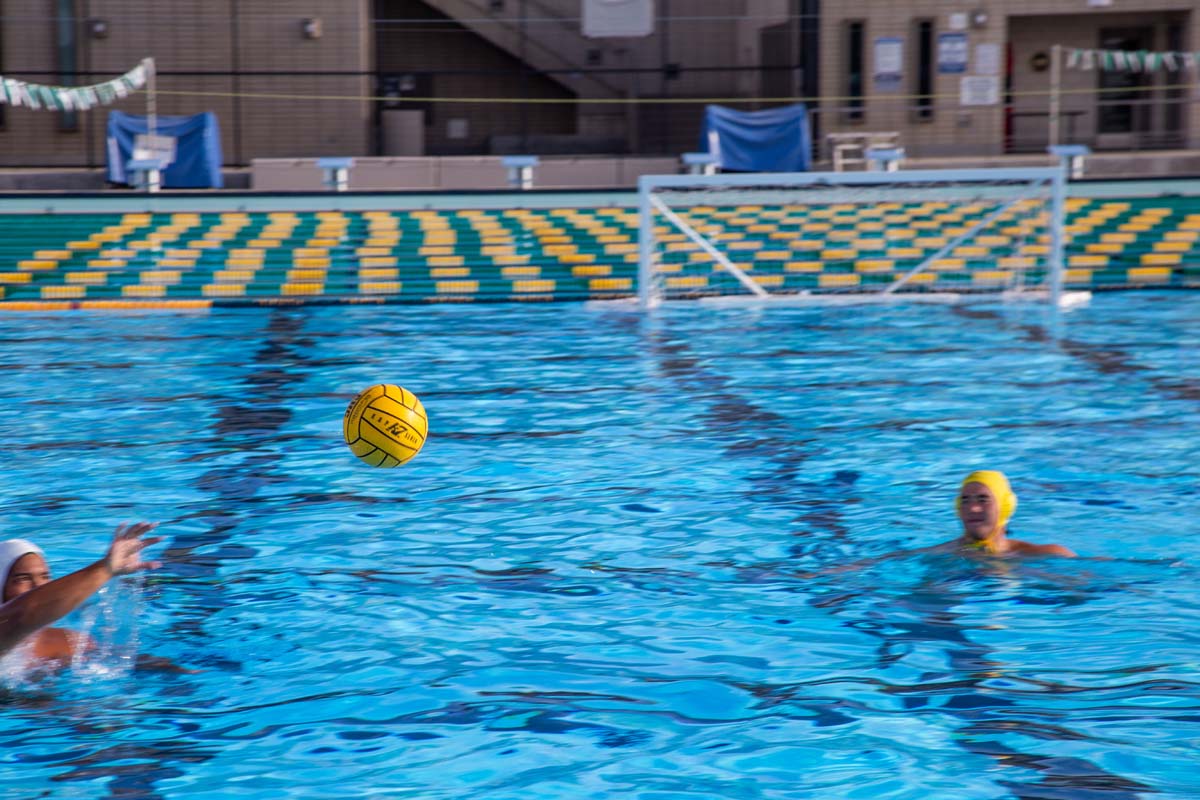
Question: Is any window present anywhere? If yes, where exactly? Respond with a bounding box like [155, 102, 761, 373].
[913, 19, 934, 120]
[846, 21, 865, 121]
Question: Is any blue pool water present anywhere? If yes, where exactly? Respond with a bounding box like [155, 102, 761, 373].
[0, 291, 1198, 799]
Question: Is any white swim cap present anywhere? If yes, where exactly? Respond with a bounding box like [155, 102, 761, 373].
[0, 539, 45, 597]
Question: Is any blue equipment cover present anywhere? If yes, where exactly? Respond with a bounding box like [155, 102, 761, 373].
[106, 110, 224, 188]
[701, 104, 811, 173]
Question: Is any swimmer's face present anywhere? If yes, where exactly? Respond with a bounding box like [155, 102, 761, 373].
[3, 553, 51, 603]
[958, 481, 1000, 540]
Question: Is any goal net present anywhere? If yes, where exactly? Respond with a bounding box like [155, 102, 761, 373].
[637, 167, 1081, 308]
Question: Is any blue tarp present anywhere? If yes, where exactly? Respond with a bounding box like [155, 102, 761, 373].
[106, 111, 224, 188]
[701, 104, 811, 173]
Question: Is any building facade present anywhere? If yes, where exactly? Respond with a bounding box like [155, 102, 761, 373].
[0, 0, 1195, 168]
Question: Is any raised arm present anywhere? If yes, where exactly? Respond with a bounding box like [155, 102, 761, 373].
[0, 522, 161, 656]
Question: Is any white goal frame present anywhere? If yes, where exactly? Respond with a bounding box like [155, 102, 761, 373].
[637, 165, 1077, 310]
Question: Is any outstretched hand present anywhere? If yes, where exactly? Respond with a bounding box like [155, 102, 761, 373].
[105, 522, 163, 577]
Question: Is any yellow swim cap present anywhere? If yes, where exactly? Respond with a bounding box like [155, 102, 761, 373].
[955, 470, 1018, 528]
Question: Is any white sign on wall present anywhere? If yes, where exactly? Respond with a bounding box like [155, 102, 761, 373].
[961, 76, 1000, 106]
[974, 43, 1001, 76]
[582, 0, 654, 38]
[874, 37, 904, 92]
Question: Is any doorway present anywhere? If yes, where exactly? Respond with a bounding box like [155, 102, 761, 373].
[1096, 26, 1153, 147]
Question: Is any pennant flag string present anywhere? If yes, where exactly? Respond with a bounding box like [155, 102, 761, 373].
[1065, 47, 1200, 73]
[0, 60, 148, 110]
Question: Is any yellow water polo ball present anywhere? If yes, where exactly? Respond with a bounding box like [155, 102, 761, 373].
[342, 384, 428, 467]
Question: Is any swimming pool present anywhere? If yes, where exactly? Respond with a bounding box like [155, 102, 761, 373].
[0, 290, 1197, 799]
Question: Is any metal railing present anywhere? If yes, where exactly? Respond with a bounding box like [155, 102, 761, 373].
[0, 67, 1195, 169]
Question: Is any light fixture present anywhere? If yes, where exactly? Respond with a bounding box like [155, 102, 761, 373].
[88, 18, 109, 39]
[970, 9, 989, 28]
[301, 17, 323, 39]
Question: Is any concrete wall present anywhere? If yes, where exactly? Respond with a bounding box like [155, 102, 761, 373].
[251, 155, 679, 191]
[4, 0, 1198, 170]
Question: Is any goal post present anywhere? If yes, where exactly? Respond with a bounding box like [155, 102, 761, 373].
[637, 166, 1077, 309]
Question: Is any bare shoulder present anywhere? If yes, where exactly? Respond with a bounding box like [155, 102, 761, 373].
[30, 627, 84, 662]
[1010, 539, 1077, 558]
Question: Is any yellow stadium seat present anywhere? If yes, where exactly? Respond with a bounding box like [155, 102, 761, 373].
[436, 280, 479, 294]
[123, 285, 167, 298]
[1128, 267, 1171, 282]
[973, 270, 1014, 286]
[41, 285, 86, 299]
[360, 281, 402, 294]
[204, 284, 246, 297]
[281, 282, 324, 296]
[142, 271, 182, 285]
[512, 280, 555, 293]
[589, 278, 633, 291]
[65, 271, 107, 285]
[665, 276, 708, 289]
[820, 248, 857, 260]
[855, 259, 893, 273]
[294, 257, 331, 269]
[288, 269, 327, 282]
[784, 261, 823, 272]
[359, 267, 399, 280]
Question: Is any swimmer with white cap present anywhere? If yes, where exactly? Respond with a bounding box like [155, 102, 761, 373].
[0, 522, 162, 663]
[955, 470, 1075, 557]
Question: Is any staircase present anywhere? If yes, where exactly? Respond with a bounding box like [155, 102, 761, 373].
[419, 0, 626, 100]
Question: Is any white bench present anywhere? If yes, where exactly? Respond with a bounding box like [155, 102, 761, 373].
[828, 132, 901, 171]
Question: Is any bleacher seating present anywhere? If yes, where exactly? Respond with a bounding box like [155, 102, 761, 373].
[0, 196, 1196, 307]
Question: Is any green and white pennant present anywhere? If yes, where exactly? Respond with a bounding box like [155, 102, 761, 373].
[1066, 46, 1200, 73]
[0, 60, 148, 111]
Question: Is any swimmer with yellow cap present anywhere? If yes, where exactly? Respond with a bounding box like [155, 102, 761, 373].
[955, 470, 1075, 557]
